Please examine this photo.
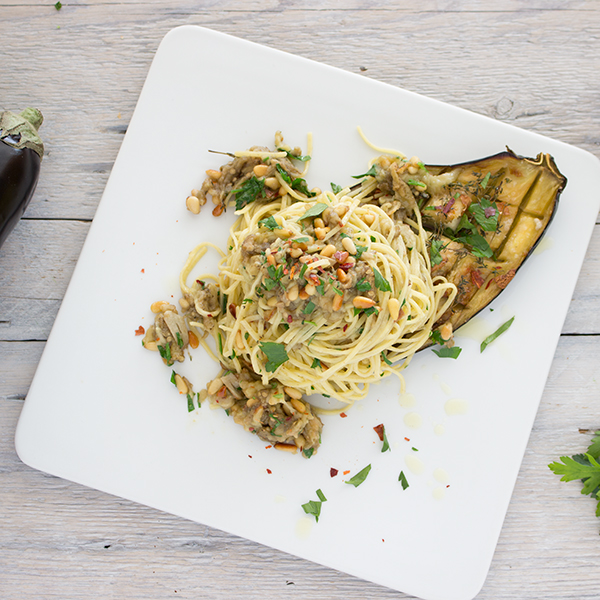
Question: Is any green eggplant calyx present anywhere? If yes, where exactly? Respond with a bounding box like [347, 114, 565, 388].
[0, 108, 44, 159]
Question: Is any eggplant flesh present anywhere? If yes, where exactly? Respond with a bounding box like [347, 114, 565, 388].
[374, 149, 567, 338]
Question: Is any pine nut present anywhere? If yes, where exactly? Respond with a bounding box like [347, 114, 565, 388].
[287, 285, 299, 301]
[304, 284, 316, 296]
[265, 177, 280, 190]
[335, 204, 348, 217]
[186, 195, 201, 214]
[314, 227, 329, 240]
[174, 374, 188, 395]
[267, 254, 276, 266]
[408, 165, 419, 175]
[179, 298, 190, 310]
[363, 213, 375, 226]
[290, 398, 307, 413]
[342, 237, 357, 255]
[273, 228, 291, 238]
[188, 331, 199, 349]
[284, 386, 303, 400]
[353, 296, 376, 309]
[207, 377, 223, 395]
[388, 297, 401, 320]
[253, 164, 269, 177]
[191, 188, 201, 198]
[440, 322, 453, 341]
[290, 247, 303, 258]
[320, 244, 337, 257]
[267, 296, 278, 307]
[311, 187, 321, 196]
[236, 329, 245, 349]
[299, 288, 309, 300]
[206, 169, 221, 180]
[332, 292, 344, 311]
[274, 443, 297, 453]
[314, 218, 325, 228]
[336, 268, 348, 283]
[151, 300, 173, 313]
[144, 340, 158, 352]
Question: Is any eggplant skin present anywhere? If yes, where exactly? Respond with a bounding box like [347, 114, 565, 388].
[419, 149, 567, 338]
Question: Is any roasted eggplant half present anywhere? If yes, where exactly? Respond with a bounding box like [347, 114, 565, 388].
[368, 149, 567, 339]
[424, 150, 565, 332]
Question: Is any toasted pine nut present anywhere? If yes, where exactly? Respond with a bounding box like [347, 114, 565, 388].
[388, 297, 401, 321]
[290, 247, 303, 258]
[274, 443, 298, 454]
[332, 292, 344, 311]
[311, 187, 321, 196]
[299, 288, 309, 300]
[440, 322, 453, 341]
[304, 284, 316, 296]
[207, 377, 223, 395]
[342, 237, 357, 255]
[179, 297, 190, 310]
[206, 169, 221, 180]
[287, 285, 299, 301]
[267, 254, 275, 266]
[290, 398, 307, 413]
[253, 164, 269, 177]
[186, 195, 201, 214]
[336, 268, 348, 283]
[284, 386, 303, 400]
[151, 300, 173, 313]
[320, 244, 337, 257]
[144, 340, 158, 351]
[273, 228, 291, 238]
[363, 212, 375, 226]
[314, 218, 325, 228]
[314, 227, 329, 240]
[353, 296, 376, 309]
[265, 177, 280, 190]
[212, 195, 220, 205]
[188, 331, 199, 349]
[335, 204, 348, 217]
[409, 155, 420, 166]
[236, 329, 245, 350]
[191, 188, 201, 198]
[174, 374, 188, 395]
[408, 165, 419, 175]
[212, 204, 224, 217]
[267, 296, 278, 307]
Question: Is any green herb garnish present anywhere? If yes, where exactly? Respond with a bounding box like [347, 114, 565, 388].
[301, 488, 327, 522]
[373, 267, 392, 292]
[345, 464, 372, 487]
[331, 182, 343, 194]
[158, 344, 173, 365]
[469, 197, 499, 232]
[176, 332, 184, 348]
[275, 163, 292, 184]
[277, 147, 311, 162]
[398, 471, 409, 490]
[303, 447, 315, 459]
[381, 351, 393, 366]
[351, 165, 377, 179]
[187, 393, 195, 412]
[303, 301, 316, 314]
[231, 176, 266, 210]
[310, 358, 321, 369]
[300, 202, 328, 220]
[480, 316, 515, 352]
[356, 278, 371, 293]
[259, 341, 289, 373]
[432, 346, 462, 359]
[258, 215, 279, 230]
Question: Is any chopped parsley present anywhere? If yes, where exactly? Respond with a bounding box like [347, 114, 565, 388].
[469, 197, 499, 232]
[310, 357, 321, 369]
[373, 267, 392, 292]
[480, 171, 492, 189]
[300, 202, 328, 220]
[381, 351, 393, 366]
[345, 464, 372, 487]
[330, 182, 343, 194]
[351, 165, 377, 179]
[158, 343, 173, 365]
[356, 278, 371, 293]
[432, 346, 462, 359]
[231, 176, 266, 210]
[258, 215, 279, 230]
[429, 238, 448, 266]
[303, 447, 315, 459]
[480, 316, 515, 352]
[303, 301, 316, 314]
[259, 341, 289, 373]
[176, 332, 184, 348]
[263, 264, 285, 291]
[301, 488, 327, 522]
[187, 393, 195, 412]
[277, 147, 311, 162]
[398, 470, 409, 490]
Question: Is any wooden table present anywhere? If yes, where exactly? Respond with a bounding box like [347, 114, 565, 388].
[1, 2, 599, 599]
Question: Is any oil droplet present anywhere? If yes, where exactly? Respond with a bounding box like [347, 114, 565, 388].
[440, 382, 453, 396]
[434, 423, 445, 436]
[274, 495, 286, 504]
[403, 412, 422, 429]
[444, 398, 468, 416]
[433, 487, 446, 500]
[455, 316, 492, 342]
[533, 235, 553, 255]
[399, 392, 416, 408]
[405, 453, 425, 475]
[433, 468, 450, 484]
[295, 517, 313, 540]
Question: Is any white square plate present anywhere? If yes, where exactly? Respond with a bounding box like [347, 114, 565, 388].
[16, 26, 600, 600]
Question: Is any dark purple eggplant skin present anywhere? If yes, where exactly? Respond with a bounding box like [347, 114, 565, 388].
[0, 140, 41, 248]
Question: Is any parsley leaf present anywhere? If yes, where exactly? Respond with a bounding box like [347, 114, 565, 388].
[373, 267, 392, 292]
[345, 464, 372, 487]
[331, 182, 343, 194]
[398, 471, 409, 490]
[277, 147, 311, 162]
[187, 393, 195, 412]
[354, 244, 368, 259]
[381, 351, 393, 366]
[158, 344, 173, 365]
[429, 238, 447, 266]
[231, 176, 266, 211]
[432, 346, 462, 359]
[258, 215, 279, 230]
[291, 177, 316, 197]
[300, 202, 328, 220]
[351, 165, 377, 179]
[303, 301, 316, 314]
[259, 342, 289, 373]
[480, 171, 492, 190]
[275, 163, 292, 184]
[301, 489, 327, 522]
[454, 233, 493, 259]
[310, 357, 321, 369]
[469, 197, 499, 232]
[356, 278, 371, 293]
[480, 316, 514, 352]
[303, 447, 314, 458]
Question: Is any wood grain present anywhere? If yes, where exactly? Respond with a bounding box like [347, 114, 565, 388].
[1, 2, 599, 599]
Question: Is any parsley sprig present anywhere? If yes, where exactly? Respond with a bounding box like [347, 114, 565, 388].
[302, 489, 327, 522]
[231, 176, 266, 210]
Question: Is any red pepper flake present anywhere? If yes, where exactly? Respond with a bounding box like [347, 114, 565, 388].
[141, 268, 145, 273]
[446, 484, 450, 488]
[339, 262, 354, 271]
[373, 423, 385, 441]
[382, 539, 385, 542]
[343, 470, 350, 475]
[330, 468, 338, 478]
[265, 445, 272, 449]
[134, 326, 145, 336]
[343, 324, 349, 332]
[441, 197, 455, 215]
[266, 468, 272, 474]
[228, 303, 237, 318]
[404, 437, 410, 441]
[470, 269, 485, 288]
[283, 267, 289, 275]
[340, 412, 348, 418]
[287, 314, 293, 323]
[248, 455, 252, 458]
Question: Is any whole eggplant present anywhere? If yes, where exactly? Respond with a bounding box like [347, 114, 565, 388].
[0, 107, 44, 249]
